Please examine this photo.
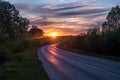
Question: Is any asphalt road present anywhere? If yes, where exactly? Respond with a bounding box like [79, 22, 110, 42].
[38, 44, 120, 80]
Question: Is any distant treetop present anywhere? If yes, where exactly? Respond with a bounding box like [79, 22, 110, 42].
[29, 25, 44, 37]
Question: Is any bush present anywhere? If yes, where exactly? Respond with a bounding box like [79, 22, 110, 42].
[0, 46, 12, 63]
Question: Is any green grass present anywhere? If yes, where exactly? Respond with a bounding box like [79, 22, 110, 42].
[0, 38, 50, 80]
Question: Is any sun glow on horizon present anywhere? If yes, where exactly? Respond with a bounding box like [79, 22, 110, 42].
[50, 32, 58, 37]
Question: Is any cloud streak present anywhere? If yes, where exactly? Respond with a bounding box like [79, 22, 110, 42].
[55, 8, 109, 16]
[14, 1, 113, 35]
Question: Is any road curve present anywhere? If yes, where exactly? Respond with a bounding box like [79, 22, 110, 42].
[38, 44, 120, 80]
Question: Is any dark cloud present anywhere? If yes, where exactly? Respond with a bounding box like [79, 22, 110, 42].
[55, 8, 109, 16]
[15, 3, 34, 10]
[51, 5, 85, 11]
[31, 20, 64, 26]
[15, 2, 86, 12]
[15, 2, 109, 16]
[84, 12, 107, 19]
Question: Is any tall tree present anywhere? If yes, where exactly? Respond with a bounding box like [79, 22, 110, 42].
[0, 1, 29, 37]
[102, 5, 120, 32]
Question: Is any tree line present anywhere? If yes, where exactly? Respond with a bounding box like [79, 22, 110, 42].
[59, 5, 120, 57]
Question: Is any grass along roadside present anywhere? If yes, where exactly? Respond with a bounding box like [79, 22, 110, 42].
[0, 38, 50, 80]
[0, 48, 49, 80]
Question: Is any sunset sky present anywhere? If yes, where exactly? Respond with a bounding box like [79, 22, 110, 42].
[5, 0, 120, 36]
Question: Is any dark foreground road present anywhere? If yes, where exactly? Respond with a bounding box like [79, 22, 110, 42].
[38, 44, 120, 80]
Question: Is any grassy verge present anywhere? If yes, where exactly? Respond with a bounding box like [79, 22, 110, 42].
[0, 38, 50, 80]
[58, 45, 120, 62]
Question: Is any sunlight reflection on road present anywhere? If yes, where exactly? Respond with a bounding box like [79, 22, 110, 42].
[48, 55, 58, 65]
[39, 44, 120, 80]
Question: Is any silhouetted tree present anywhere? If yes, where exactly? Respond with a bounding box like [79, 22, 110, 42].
[29, 25, 44, 37]
[102, 5, 120, 32]
[0, 1, 29, 37]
